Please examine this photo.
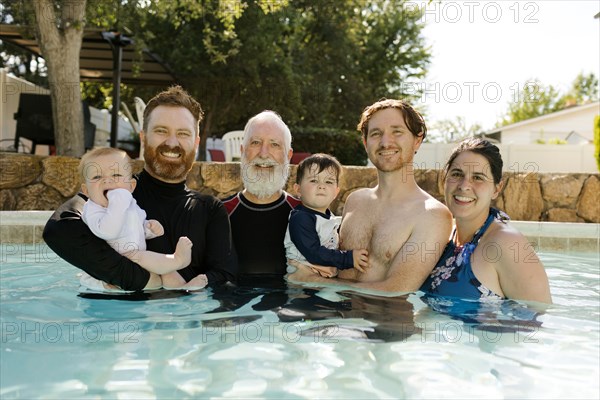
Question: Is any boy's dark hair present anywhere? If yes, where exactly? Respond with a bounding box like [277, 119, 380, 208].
[143, 85, 204, 135]
[357, 98, 427, 141]
[296, 153, 342, 184]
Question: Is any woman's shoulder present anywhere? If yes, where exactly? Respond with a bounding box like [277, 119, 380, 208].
[481, 220, 541, 269]
[485, 220, 528, 246]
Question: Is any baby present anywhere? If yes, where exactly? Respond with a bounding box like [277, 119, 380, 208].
[284, 153, 369, 278]
[78, 147, 193, 291]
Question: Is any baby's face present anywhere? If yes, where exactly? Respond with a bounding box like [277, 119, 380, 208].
[81, 153, 136, 207]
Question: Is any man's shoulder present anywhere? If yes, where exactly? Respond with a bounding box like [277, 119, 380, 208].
[183, 187, 227, 211]
[222, 192, 241, 215]
[422, 197, 452, 221]
[284, 192, 301, 208]
[345, 187, 374, 204]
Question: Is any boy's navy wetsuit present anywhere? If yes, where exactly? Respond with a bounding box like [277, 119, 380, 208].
[43, 170, 237, 291]
[222, 191, 300, 284]
[284, 204, 354, 269]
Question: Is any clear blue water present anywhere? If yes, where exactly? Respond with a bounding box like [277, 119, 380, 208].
[1, 245, 598, 399]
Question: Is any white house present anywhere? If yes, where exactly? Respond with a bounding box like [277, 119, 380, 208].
[415, 101, 599, 173]
[486, 102, 599, 144]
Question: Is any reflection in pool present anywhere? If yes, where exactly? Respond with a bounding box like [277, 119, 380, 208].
[1, 247, 598, 399]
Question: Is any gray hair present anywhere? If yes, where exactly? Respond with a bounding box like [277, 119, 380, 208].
[243, 110, 292, 154]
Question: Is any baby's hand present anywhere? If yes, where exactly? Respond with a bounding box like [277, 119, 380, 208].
[145, 220, 164, 237]
[352, 249, 369, 273]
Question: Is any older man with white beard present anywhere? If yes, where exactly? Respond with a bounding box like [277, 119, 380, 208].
[223, 111, 301, 285]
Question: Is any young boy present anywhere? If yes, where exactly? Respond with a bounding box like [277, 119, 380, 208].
[78, 147, 197, 291]
[284, 153, 369, 278]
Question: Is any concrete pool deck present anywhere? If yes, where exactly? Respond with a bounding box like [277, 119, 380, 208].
[1, 211, 598, 255]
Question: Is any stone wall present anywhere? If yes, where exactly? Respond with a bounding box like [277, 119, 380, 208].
[1, 153, 598, 222]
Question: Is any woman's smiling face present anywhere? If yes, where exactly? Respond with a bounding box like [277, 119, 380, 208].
[444, 151, 502, 222]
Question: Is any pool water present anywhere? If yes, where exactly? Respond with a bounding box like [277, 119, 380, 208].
[1, 245, 598, 399]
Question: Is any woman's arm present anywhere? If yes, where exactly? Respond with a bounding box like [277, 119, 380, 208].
[495, 229, 552, 304]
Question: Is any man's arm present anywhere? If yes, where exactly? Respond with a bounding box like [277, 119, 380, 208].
[203, 200, 238, 285]
[43, 194, 160, 291]
[288, 205, 452, 293]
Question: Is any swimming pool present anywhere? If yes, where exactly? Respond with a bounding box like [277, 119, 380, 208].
[1, 243, 598, 399]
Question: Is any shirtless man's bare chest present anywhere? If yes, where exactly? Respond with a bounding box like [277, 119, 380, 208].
[338, 189, 422, 282]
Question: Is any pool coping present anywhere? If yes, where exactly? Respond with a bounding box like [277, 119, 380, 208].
[1, 211, 54, 226]
[1, 211, 598, 253]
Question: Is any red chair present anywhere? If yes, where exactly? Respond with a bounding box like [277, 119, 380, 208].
[208, 149, 226, 162]
[290, 152, 311, 164]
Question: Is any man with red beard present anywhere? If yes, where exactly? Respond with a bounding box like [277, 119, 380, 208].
[288, 99, 452, 292]
[222, 111, 300, 286]
[44, 86, 237, 291]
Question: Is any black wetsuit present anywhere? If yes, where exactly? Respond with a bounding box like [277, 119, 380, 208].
[222, 191, 300, 284]
[43, 170, 237, 290]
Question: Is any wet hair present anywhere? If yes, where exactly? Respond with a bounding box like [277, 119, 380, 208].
[357, 98, 427, 141]
[444, 138, 504, 184]
[295, 153, 342, 184]
[79, 147, 132, 181]
[243, 110, 292, 154]
[143, 85, 204, 135]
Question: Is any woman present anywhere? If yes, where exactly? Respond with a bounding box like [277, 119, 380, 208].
[421, 138, 552, 304]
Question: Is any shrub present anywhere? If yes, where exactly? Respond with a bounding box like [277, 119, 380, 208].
[290, 127, 367, 166]
[594, 115, 600, 171]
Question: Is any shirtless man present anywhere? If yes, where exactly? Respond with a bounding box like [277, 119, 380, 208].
[287, 99, 452, 292]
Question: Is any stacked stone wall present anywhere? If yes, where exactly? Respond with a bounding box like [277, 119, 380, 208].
[1, 153, 598, 222]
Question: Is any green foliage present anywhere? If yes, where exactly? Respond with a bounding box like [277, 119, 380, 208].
[112, 0, 430, 157]
[427, 116, 482, 143]
[500, 79, 563, 126]
[536, 138, 567, 145]
[2, 0, 430, 159]
[500, 73, 599, 127]
[290, 127, 367, 166]
[0, 1, 47, 86]
[561, 72, 599, 105]
[594, 115, 600, 172]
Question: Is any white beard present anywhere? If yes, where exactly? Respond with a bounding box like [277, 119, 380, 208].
[241, 154, 289, 199]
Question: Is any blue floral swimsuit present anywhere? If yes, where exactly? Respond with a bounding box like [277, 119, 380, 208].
[421, 208, 510, 300]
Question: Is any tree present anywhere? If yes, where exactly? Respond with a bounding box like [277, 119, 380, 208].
[428, 116, 483, 143]
[499, 79, 563, 126]
[2, 0, 431, 159]
[560, 72, 599, 106]
[121, 0, 430, 158]
[30, 0, 87, 156]
[1, 0, 87, 156]
[500, 73, 599, 127]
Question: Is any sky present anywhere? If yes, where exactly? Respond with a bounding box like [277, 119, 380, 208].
[418, 0, 600, 132]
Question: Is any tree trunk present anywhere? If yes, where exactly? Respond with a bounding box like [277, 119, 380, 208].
[199, 109, 214, 161]
[32, 0, 86, 157]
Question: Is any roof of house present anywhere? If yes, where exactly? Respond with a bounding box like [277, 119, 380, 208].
[487, 101, 600, 134]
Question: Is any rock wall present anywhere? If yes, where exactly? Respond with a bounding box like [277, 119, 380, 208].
[1, 153, 598, 222]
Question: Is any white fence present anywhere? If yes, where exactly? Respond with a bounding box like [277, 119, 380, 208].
[414, 143, 598, 173]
